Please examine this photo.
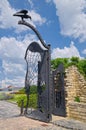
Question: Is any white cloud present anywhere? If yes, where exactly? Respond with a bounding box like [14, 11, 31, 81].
[51, 41, 81, 59]
[0, 0, 16, 29]
[0, 0, 28, 32]
[0, 34, 39, 87]
[28, 0, 34, 8]
[53, 0, 86, 42]
[0, 37, 25, 59]
[46, 0, 52, 3]
[2, 60, 25, 76]
[0, 34, 46, 87]
[0, 37, 26, 87]
[82, 49, 86, 54]
[29, 10, 46, 25]
[0, 0, 46, 33]
[2, 77, 25, 88]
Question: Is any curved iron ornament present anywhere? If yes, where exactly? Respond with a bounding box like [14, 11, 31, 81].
[18, 20, 49, 50]
[18, 20, 52, 122]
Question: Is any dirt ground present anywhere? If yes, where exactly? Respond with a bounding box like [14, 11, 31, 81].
[0, 116, 52, 130]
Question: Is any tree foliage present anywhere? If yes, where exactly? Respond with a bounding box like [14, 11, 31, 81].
[77, 59, 86, 77]
[51, 58, 69, 69]
[51, 57, 86, 78]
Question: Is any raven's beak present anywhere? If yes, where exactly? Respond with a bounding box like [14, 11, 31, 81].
[13, 13, 18, 16]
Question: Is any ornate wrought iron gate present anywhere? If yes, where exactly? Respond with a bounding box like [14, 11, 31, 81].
[24, 41, 52, 122]
[52, 64, 66, 116]
[13, 10, 66, 121]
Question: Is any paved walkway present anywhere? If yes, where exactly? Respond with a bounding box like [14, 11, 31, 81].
[0, 101, 86, 130]
[0, 101, 20, 118]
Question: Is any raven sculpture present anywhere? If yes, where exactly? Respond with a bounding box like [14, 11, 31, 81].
[13, 9, 31, 21]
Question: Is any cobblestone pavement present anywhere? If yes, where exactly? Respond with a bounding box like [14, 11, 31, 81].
[0, 101, 86, 130]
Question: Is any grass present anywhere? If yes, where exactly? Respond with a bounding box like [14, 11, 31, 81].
[0, 92, 14, 100]
[74, 96, 80, 102]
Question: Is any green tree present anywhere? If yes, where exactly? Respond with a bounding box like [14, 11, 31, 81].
[70, 57, 79, 66]
[51, 58, 69, 69]
[77, 59, 86, 77]
[51, 57, 86, 78]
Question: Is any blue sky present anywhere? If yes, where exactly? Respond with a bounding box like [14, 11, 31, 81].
[0, 0, 86, 87]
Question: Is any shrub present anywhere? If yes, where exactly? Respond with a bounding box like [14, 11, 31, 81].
[17, 86, 37, 95]
[30, 85, 37, 94]
[18, 88, 25, 94]
[16, 94, 37, 109]
[29, 94, 37, 108]
[16, 94, 27, 108]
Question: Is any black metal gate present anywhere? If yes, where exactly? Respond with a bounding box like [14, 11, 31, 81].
[24, 41, 52, 122]
[13, 10, 66, 121]
[52, 64, 66, 116]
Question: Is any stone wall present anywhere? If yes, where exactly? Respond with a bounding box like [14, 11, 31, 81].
[68, 102, 86, 122]
[64, 66, 86, 122]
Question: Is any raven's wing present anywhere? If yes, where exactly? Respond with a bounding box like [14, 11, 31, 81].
[19, 10, 28, 15]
